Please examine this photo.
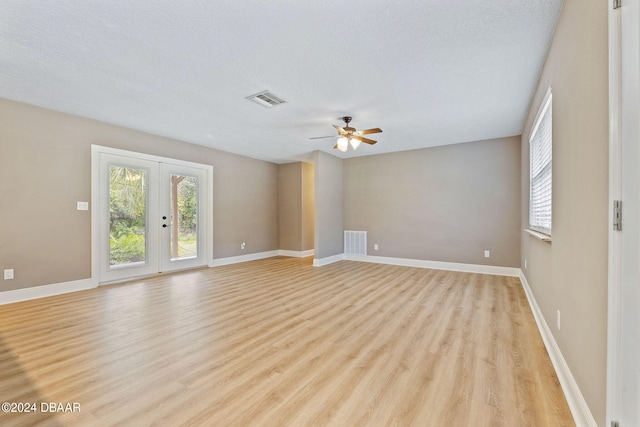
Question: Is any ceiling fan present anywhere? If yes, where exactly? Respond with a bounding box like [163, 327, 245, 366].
[310, 116, 382, 152]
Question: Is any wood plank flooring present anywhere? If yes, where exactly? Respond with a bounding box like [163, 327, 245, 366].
[0, 257, 574, 426]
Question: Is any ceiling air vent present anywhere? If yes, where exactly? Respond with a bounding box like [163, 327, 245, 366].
[246, 90, 286, 108]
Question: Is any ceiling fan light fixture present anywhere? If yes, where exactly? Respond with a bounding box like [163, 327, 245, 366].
[349, 138, 361, 149]
[337, 137, 349, 151]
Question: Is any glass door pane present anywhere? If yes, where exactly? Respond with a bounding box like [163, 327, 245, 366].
[98, 153, 158, 283]
[109, 166, 148, 267]
[169, 174, 198, 260]
[160, 163, 207, 272]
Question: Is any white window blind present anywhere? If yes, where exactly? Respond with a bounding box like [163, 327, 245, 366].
[529, 88, 552, 235]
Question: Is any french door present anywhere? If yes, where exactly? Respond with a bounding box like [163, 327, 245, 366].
[93, 147, 211, 284]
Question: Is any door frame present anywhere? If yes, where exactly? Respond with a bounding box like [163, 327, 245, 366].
[91, 145, 214, 286]
[607, 0, 635, 423]
[607, 0, 622, 421]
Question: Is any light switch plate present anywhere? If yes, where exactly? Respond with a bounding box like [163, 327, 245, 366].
[77, 201, 89, 211]
[4, 269, 14, 280]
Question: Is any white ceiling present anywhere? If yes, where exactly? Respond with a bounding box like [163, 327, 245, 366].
[0, 0, 563, 164]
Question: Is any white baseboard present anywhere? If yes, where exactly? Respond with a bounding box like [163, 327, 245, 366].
[344, 254, 521, 277]
[313, 253, 345, 267]
[211, 250, 281, 267]
[0, 278, 94, 305]
[213, 251, 520, 276]
[518, 272, 596, 427]
[279, 249, 314, 258]
[211, 249, 315, 267]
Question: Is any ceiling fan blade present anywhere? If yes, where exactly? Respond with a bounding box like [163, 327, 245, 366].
[351, 135, 377, 145]
[333, 144, 338, 149]
[355, 128, 382, 135]
[333, 125, 347, 134]
[309, 135, 338, 140]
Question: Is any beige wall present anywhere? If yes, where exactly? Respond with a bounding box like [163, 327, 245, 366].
[278, 162, 314, 252]
[520, 0, 609, 424]
[344, 137, 521, 267]
[301, 162, 314, 251]
[313, 151, 343, 259]
[279, 163, 302, 251]
[0, 98, 279, 291]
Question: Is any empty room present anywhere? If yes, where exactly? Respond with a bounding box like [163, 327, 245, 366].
[1, 1, 637, 426]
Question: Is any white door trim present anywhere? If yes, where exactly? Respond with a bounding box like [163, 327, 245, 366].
[91, 145, 214, 286]
[605, 0, 639, 422]
[607, 0, 622, 423]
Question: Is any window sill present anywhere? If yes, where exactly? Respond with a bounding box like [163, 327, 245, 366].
[524, 228, 552, 243]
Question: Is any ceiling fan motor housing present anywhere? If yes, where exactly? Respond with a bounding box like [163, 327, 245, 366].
[342, 116, 355, 133]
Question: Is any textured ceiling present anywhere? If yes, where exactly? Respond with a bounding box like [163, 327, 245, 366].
[0, 1, 563, 164]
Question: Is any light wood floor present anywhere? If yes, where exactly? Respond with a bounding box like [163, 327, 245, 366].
[0, 257, 574, 426]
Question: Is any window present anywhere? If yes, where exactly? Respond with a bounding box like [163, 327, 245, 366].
[529, 88, 552, 236]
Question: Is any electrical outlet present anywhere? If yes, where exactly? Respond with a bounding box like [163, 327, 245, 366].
[241, 242, 246, 250]
[556, 310, 561, 330]
[484, 250, 490, 258]
[374, 244, 379, 251]
[4, 269, 14, 280]
[77, 201, 89, 211]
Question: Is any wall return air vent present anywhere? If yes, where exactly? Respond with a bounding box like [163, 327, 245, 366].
[344, 230, 367, 256]
[245, 90, 286, 108]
